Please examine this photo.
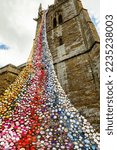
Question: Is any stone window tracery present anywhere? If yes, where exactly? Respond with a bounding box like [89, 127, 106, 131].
[58, 14, 63, 24]
[59, 37, 63, 46]
[53, 17, 57, 28]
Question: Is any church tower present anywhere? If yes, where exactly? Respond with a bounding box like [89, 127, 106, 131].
[45, 0, 100, 131]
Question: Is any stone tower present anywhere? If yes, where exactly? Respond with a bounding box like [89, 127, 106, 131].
[46, 0, 100, 130]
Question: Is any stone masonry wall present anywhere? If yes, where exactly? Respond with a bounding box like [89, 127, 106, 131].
[46, 0, 100, 131]
[0, 64, 20, 95]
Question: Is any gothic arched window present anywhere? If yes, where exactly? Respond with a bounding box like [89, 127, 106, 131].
[59, 37, 63, 46]
[53, 17, 57, 28]
[58, 14, 63, 24]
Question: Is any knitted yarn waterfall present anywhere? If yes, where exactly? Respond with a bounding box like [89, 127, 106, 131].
[0, 11, 99, 150]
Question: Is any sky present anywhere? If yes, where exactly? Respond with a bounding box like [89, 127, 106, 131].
[0, 0, 100, 67]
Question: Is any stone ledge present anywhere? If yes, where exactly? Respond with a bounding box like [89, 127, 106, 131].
[0, 64, 20, 75]
[54, 41, 100, 65]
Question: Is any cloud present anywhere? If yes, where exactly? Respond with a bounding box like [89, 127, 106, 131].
[82, 0, 100, 18]
[0, 0, 55, 67]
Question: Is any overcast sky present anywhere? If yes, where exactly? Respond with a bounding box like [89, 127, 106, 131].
[0, 0, 100, 67]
